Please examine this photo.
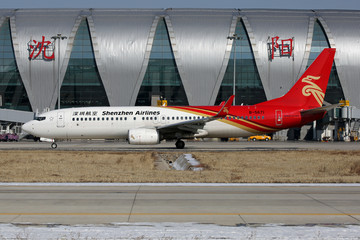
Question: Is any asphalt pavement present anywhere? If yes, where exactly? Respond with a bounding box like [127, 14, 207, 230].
[0, 184, 359, 226]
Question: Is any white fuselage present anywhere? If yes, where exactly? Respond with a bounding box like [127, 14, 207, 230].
[22, 106, 252, 140]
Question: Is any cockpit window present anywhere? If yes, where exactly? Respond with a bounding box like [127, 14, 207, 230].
[35, 116, 46, 121]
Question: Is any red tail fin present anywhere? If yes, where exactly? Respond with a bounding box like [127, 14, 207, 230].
[258, 48, 336, 109]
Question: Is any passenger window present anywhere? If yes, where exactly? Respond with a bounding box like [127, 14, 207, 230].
[176, 117, 179, 120]
[102, 117, 104, 121]
[150, 117, 153, 120]
[134, 117, 136, 120]
[116, 117, 118, 121]
[72, 118, 75, 121]
[77, 118, 79, 121]
[120, 117, 123, 121]
[172, 117, 175, 120]
[124, 117, 127, 121]
[106, 117, 109, 121]
[111, 117, 114, 121]
[142, 117, 145, 120]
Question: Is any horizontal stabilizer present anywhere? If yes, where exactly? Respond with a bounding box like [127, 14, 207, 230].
[300, 103, 341, 115]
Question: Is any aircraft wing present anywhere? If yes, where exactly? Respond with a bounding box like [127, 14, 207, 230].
[157, 117, 209, 135]
[157, 95, 234, 138]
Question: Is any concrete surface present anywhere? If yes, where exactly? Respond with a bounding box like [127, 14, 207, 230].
[0, 185, 359, 226]
[0, 139, 359, 151]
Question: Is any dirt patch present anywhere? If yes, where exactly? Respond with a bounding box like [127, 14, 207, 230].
[0, 150, 359, 183]
[350, 161, 360, 175]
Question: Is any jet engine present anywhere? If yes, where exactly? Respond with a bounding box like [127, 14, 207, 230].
[128, 128, 160, 145]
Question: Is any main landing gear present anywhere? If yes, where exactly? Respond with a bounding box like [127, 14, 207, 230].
[51, 142, 57, 149]
[175, 140, 185, 149]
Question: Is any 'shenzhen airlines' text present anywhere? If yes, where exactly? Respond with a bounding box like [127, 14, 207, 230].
[102, 111, 160, 116]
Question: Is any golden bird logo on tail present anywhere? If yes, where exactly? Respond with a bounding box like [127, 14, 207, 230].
[301, 75, 324, 107]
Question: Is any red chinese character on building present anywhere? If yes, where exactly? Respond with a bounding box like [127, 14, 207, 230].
[281, 38, 293, 56]
[269, 36, 294, 60]
[271, 36, 280, 60]
[28, 36, 54, 61]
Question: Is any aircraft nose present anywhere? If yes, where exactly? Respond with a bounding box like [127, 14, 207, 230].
[22, 121, 35, 135]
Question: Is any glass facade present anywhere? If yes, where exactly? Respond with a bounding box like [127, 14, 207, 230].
[0, 19, 31, 111]
[215, 19, 266, 105]
[135, 18, 188, 106]
[307, 20, 344, 104]
[59, 18, 109, 108]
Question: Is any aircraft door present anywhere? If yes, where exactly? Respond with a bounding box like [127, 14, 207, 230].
[275, 110, 282, 126]
[57, 112, 65, 128]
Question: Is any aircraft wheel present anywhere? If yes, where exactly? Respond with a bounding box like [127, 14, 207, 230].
[51, 143, 57, 149]
[175, 140, 185, 149]
[265, 138, 269, 141]
[252, 138, 256, 141]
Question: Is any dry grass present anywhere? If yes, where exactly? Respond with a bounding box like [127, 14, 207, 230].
[0, 150, 359, 183]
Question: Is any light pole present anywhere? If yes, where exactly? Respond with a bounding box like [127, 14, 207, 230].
[227, 33, 241, 105]
[52, 34, 67, 109]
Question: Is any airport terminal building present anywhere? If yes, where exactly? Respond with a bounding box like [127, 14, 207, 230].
[1, 8, 360, 139]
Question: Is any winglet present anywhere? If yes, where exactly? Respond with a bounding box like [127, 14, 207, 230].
[215, 95, 234, 118]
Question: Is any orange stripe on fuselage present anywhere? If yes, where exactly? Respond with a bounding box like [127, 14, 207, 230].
[168, 106, 218, 116]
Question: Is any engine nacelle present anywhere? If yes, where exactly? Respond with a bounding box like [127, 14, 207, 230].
[128, 128, 160, 145]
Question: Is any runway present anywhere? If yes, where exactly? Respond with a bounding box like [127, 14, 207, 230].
[1, 139, 360, 151]
[0, 184, 359, 226]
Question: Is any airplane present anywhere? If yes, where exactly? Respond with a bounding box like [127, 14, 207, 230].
[22, 48, 337, 149]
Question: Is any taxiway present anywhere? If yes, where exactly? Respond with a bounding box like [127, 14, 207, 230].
[0, 184, 359, 226]
[0, 139, 359, 151]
